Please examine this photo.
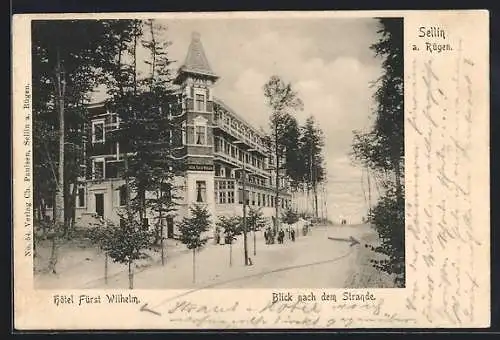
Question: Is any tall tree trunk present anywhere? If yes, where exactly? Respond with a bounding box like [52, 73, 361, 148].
[159, 184, 165, 266]
[50, 47, 65, 275]
[70, 182, 77, 233]
[313, 184, 318, 219]
[41, 197, 46, 223]
[229, 242, 232, 267]
[54, 48, 65, 229]
[35, 190, 42, 223]
[274, 155, 280, 234]
[128, 260, 133, 289]
[394, 163, 403, 203]
[192, 249, 196, 284]
[52, 196, 56, 223]
[63, 178, 70, 237]
[367, 168, 372, 217]
[104, 253, 108, 285]
[253, 225, 256, 256]
[48, 234, 58, 274]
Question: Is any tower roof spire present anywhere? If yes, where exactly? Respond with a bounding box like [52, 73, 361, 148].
[179, 31, 217, 78]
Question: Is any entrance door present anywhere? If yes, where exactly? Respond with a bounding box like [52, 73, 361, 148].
[95, 193, 104, 217]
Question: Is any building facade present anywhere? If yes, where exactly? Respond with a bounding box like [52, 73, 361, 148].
[72, 32, 293, 235]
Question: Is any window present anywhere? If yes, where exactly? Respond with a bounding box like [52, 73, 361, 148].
[228, 191, 235, 204]
[214, 138, 220, 152]
[218, 191, 226, 204]
[92, 120, 105, 143]
[93, 159, 104, 180]
[196, 181, 207, 203]
[106, 161, 118, 179]
[187, 126, 195, 144]
[182, 122, 187, 144]
[257, 193, 261, 206]
[119, 185, 127, 206]
[77, 187, 85, 208]
[195, 126, 206, 145]
[195, 94, 205, 111]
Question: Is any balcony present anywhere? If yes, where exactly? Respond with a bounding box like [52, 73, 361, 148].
[213, 151, 269, 178]
[213, 118, 267, 156]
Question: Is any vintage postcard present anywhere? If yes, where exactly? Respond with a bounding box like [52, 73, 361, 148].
[12, 10, 490, 330]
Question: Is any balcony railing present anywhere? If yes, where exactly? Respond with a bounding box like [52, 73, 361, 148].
[213, 118, 268, 156]
[213, 151, 269, 177]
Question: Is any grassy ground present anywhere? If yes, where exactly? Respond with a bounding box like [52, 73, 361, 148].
[343, 225, 397, 288]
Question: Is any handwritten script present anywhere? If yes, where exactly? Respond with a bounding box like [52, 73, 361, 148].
[139, 297, 416, 328]
[406, 37, 482, 327]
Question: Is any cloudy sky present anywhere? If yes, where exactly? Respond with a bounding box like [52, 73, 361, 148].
[100, 17, 386, 223]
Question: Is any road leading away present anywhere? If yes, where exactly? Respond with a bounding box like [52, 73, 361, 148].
[87, 224, 374, 290]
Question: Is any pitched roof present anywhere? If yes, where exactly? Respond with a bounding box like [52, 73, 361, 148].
[179, 32, 217, 77]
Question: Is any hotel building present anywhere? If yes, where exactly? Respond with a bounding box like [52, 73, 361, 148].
[73, 32, 293, 236]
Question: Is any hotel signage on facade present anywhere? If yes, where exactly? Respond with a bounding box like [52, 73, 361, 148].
[187, 164, 214, 171]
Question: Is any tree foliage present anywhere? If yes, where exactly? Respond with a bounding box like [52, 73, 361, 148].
[217, 216, 240, 244]
[246, 207, 266, 232]
[88, 216, 152, 265]
[282, 208, 299, 225]
[263, 75, 303, 230]
[104, 19, 183, 224]
[32, 20, 128, 230]
[299, 116, 326, 186]
[179, 205, 211, 250]
[179, 205, 211, 283]
[351, 18, 405, 286]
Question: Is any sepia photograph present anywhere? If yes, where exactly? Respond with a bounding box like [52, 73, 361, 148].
[30, 17, 405, 290]
[13, 9, 490, 330]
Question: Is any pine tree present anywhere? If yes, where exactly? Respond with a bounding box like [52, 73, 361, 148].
[178, 205, 211, 283]
[104, 213, 153, 289]
[32, 19, 134, 273]
[87, 218, 115, 285]
[299, 116, 326, 219]
[216, 216, 240, 267]
[246, 207, 265, 255]
[263, 76, 303, 233]
[351, 18, 404, 286]
[104, 20, 183, 266]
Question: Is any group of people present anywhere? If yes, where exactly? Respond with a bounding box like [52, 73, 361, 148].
[213, 227, 231, 245]
[264, 226, 296, 245]
[212, 217, 312, 247]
